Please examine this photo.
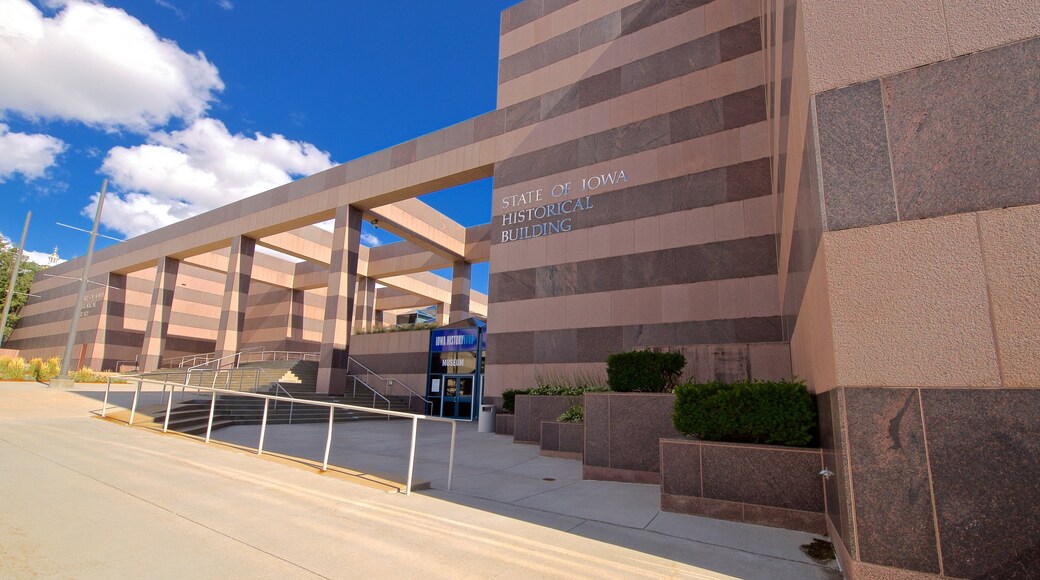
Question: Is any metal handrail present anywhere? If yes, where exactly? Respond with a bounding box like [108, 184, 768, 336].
[187, 346, 264, 373]
[350, 375, 392, 416]
[347, 356, 429, 410]
[160, 351, 217, 369]
[271, 382, 296, 425]
[237, 350, 320, 364]
[100, 376, 456, 495]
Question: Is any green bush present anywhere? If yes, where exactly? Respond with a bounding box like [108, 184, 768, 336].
[501, 388, 529, 413]
[557, 405, 584, 423]
[673, 380, 817, 447]
[72, 367, 113, 383]
[606, 350, 686, 392]
[528, 384, 607, 396]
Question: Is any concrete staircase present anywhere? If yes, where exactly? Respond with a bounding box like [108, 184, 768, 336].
[156, 361, 415, 435]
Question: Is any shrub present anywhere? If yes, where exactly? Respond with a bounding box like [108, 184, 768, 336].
[528, 384, 607, 396]
[0, 356, 27, 380]
[72, 367, 111, 383]
[535, 369, 607, 391]
[501, 388, 529, 413]
[29, 357, 61, 382]
[606, 350, 686, 392]
[673, 380, 817, 447]
[557, 405, 584, 423]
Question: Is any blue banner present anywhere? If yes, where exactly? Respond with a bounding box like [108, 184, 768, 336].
[430, 328, 480, 352]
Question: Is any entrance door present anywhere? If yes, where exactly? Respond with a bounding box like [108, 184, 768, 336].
[441, 375, 474, 419]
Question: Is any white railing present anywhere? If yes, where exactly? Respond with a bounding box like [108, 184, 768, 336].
[237, 350, 320, 364]
[349, 375, 393, 414]
[160, 351, 217, 369]
[99, 376, 456, 495]
[347, 356, 429, 412]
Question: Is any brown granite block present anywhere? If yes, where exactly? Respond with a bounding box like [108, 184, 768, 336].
[578, 10, 619, 50]
[721, 86, 767, 130]
[495, 413, 515, 436]
[474, 109, 506, 141]
[533, 328, 577, 363]
[920, 388, 1040, 579]
[583, 465, 661, 484]
[504, 97, 542, 133]
[535, 263, 577, 297]
[620, 0, 668, 35]
[700, 442, 824, 512]
[718, 18, 760, 62]
[484, 332, 533, 365]
[540, 84, 579, 120]
[844, 388, 940, 573]
[513, 395, 583, 444]
[814, 79, 898, 230]
[541, 421, 560, 450]
[583, 392, 610, 468]
[884, 37, 1040, 220]
[742, 504, 826, 535]
[558, 422, 584, 455]
[578, 67, 622, 109]
[487, 269, 535, 302]
[660, 439, 702, 497]
[661, 494, 744, 522]
[818, 390, 857, 558]
[576, 326, 624, 362]
[781, 113, 824, 340]
[606, 393, 680, 473]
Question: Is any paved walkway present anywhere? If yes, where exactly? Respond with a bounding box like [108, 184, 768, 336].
[0, 381, 841, 579]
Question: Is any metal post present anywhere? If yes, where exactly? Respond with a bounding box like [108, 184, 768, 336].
[58, 180, 107, 380]
[406, 416, 418, 495]
[322, 406, 334, 471]
[205, 391, 217, 443]
[447, 420, 456, 491]
[0, 211, 30, 349]
[258, 399, 269, 455]
[128, 379, 141, 426]
[163, 382, 175, 432]
[101, 376, 111, 417]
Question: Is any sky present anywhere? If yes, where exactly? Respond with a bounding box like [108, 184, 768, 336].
[0, 0, 516, 293]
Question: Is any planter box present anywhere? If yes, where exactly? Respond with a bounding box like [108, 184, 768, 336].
[540, 421, 584, 460]
[513, 395, 582, 444]
[660, 438, 826, 534]
[583, 392, 680, 484]
[495, 414, 515, 436]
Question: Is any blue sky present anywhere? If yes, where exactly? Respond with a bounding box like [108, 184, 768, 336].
[0, 0, 516, 293]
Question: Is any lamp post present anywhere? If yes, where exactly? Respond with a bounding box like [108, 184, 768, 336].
[52, 180, 107, 388]
[0, 211, 31, 349]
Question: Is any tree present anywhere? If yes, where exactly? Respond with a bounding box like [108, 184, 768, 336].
[1, 239, 43, 342]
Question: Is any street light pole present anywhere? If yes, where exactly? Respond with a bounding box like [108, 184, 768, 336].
[0, 211, 31, 349]
[54, 180, 107, 386]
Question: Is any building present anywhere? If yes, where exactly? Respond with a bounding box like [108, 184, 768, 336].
[7, 0, 1039, 577]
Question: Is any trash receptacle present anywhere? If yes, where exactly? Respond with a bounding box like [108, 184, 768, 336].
[477, 404, 495, 433]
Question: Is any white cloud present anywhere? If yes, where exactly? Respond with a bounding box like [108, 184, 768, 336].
[0, 123, 66, 182]
[360, 232, 381, 246]
[0, 0, 222, 131]
[96, 118, 335, 237]
[217, 0, 233, 10]
[0, 232, 63, 265]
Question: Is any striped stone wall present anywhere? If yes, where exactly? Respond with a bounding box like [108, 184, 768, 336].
[486, 0, 791, 393]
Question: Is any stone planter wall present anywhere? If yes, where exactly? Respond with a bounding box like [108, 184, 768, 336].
[513, 395, 582, 444]
[540, 421, 584, 460]
[583, 392, 680, 483]
[660, 438, 825, 534]
[495, 414, 515, 436]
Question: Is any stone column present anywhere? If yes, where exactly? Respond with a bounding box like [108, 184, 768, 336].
[288, 288, 305, 348]
[351, 276, 375, 334]
[214, 236, 256, 361]
[140, 257, 179, 371]
[449, 261, 471, 323]
[317, 206, 361, 394]
[93, 273, 127, 371]
[435, 302, 449, 326]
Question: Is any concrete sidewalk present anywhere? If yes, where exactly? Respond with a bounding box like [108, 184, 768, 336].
[0, 381, 841, 579]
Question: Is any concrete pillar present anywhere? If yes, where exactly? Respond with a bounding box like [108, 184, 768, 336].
[93, 273, 127, 371]
[352, 276, 375, 334]
[317, 205, 361, 394]
[436, 302, 449, 326]
[140, 257, 179, 371]
[449, 261, 471, 323]
[288, 288, 305, 348]
[214, 236, 256, 362]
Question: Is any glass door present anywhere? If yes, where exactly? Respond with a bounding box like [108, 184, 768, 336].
[441, 375, 474, 419]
